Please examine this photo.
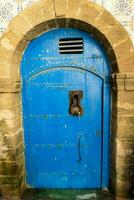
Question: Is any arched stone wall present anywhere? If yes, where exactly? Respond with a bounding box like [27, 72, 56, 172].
[0, 0, 133, 199]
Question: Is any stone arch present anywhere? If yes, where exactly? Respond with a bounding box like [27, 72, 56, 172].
[0, 0, 133, 199]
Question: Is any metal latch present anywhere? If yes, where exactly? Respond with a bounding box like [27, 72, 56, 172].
[69, 90, 83, 116]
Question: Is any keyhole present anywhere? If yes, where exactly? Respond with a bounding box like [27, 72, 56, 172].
[73, 95, 78, 106]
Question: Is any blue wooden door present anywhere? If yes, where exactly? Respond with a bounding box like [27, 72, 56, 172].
[21, 28, 110, 189]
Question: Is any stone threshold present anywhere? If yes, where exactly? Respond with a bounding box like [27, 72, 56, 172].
[22, 189, 114, 200]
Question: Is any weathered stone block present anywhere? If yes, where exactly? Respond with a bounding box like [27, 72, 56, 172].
[75, 20, 94, 37]
[66, 0, 89, 19]
[16, 153, 25, 173]
[112, 78, 125, 91]
[108, 40, 133, 73]
[113, 39, 133, 61]
[7, 15, 33, 41]
[0, 107, 21, 121]
[125, 79, 134, 91]
[55, 18, 67, 28]
[19, 173, 26, 197]
[115, 50, 134, 73]
[116, 157, 134, 173]
[77, 2, 104, 27]
[21, 0, 55, 38]
[111, 73, 126, 79]
[0, 116, 22, 137]
[112, 116, 134, 138]
[46, 19, 57, 30]
[111, 73, 134, 91]
[126, 73, 134, 79]
[116, 139, 134, 157]
[1, 30, 27, 54]
[0, 175, 19, 185]
[114, 139, 134, 198]
[116, 180, 134, 199]
[0, 46, 15, 63]
[0, 93, 20, 108]
[96, 10, 118, 34]
[2, 128, 23, 148]
[4, 142, 24, 161]
[1, 184, 20, 200]
[116, 91, 134, 116]
[0, 45, 21, 78]
[18, 167, 25, 185]
[0, 78, 21, 93]
[54, 0, 68, 17]
[0, 161, 19, 175]
[106, 23, 130, 46]
[116, 157, 134, 183]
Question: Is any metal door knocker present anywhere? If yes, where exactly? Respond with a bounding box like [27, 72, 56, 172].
[69, 90, 83, 116]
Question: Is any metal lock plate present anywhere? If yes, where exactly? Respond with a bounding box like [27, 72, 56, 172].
[69, 90, 83, 116]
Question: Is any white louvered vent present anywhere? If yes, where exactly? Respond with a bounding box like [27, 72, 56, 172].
[59, 38, 83, 54]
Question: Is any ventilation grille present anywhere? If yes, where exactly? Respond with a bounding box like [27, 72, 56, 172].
[59, 38, 83, 54]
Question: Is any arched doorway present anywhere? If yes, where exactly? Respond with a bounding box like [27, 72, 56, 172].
[21, 28, 111, 189]
[0, 0, 133, 198]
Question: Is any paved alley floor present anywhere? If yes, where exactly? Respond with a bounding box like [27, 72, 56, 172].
[22, 189, 114, 200]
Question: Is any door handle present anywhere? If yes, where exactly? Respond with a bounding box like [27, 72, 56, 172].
[77, 135, 82, 162]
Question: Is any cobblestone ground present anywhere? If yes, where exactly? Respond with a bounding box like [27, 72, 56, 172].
[22, 189, 114, 200]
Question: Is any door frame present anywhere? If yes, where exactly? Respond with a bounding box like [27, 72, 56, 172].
[102, 79, 111, 187]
